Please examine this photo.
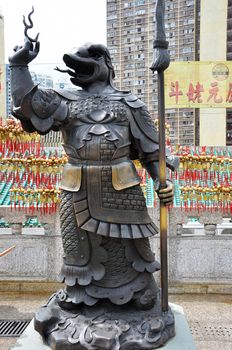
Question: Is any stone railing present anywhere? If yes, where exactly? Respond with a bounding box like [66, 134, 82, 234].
[149, 207, 232, 293]
[0, 206, 231, 294]
[0, 207, 62, 290]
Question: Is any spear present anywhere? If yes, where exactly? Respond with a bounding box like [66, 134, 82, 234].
[0, 245, 16, 258]
[150, 0, 170, 313]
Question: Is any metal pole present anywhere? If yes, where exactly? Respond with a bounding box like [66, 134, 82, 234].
[150, 0, 170, 313]
[0, 245, 16, 258]
[157, 71, 168, 312]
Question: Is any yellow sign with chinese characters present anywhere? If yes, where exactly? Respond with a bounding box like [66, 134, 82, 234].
[165, 61, 232, 108]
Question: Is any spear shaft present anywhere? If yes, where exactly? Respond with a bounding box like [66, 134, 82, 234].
[150, 0, 170, 313]
[0, 245, 16, 258]
[158, 71, 169, 313]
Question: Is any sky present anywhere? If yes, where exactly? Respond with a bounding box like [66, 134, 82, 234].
[1, 0, 107, 67]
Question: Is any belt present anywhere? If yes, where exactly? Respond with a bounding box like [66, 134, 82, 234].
[68, 156, 129, 166]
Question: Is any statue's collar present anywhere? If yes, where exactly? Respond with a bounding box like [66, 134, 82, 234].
[54, 88, 131, 101]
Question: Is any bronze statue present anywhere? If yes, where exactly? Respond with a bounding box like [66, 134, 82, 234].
[9, 4, 178, 349]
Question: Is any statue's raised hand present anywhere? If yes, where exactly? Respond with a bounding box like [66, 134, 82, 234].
[9, 38, 40, 66]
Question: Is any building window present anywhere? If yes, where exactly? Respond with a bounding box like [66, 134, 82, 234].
[108, 4, 116, 11]
[186, 0, 194, 6]
[136, 9, 146, 15]
[124, 2, 134, 8]
[124, 71, 134, 78]
[136, 70, 146, 77]
[110, 48, 117, 54]
[108, 14, 117, 20]
[135, 80, 145, 85]
[136, 44, 144, 50]
[135, 0, 145, 6]
[125, 11, 135, 17]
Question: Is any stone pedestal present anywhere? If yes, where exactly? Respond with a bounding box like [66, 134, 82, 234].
[11, 304, 196, 350]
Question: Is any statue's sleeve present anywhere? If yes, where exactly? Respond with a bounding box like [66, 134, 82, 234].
[129, 105, 179, 171]
[12, 86, 69, 135]
[129, 106, 159, 163]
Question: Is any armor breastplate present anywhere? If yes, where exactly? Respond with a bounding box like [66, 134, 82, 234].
[62, 95, 131, 161]
[60, 96, 141, 192]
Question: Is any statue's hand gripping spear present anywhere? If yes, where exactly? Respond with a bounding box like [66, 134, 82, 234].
[150, 0, 170, 313]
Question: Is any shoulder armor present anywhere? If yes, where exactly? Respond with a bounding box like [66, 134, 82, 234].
[122, 93, 145, 108]
[16, 86, 69, 134]
[124, 93, 138, 102]
[106, 91, 145, 108]
[32, 89, 61, 118]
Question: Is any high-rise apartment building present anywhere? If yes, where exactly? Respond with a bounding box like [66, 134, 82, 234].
[107, 0, 200, 146]
[163, 0, 200, 146]
[107, 0, 232, 147]
[0, 10, 6, 119]
[31, 72, 54, 89]
[107, 0, 155, 112]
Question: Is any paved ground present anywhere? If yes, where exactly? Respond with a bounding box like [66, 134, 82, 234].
[170, 294, 232, 350]
[0, 293, 231, 350]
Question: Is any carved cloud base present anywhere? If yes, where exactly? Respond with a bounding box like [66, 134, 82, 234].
[34, 292, 175, 350]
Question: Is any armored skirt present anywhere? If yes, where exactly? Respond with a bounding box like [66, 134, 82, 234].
[58, 161, 160, 307]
